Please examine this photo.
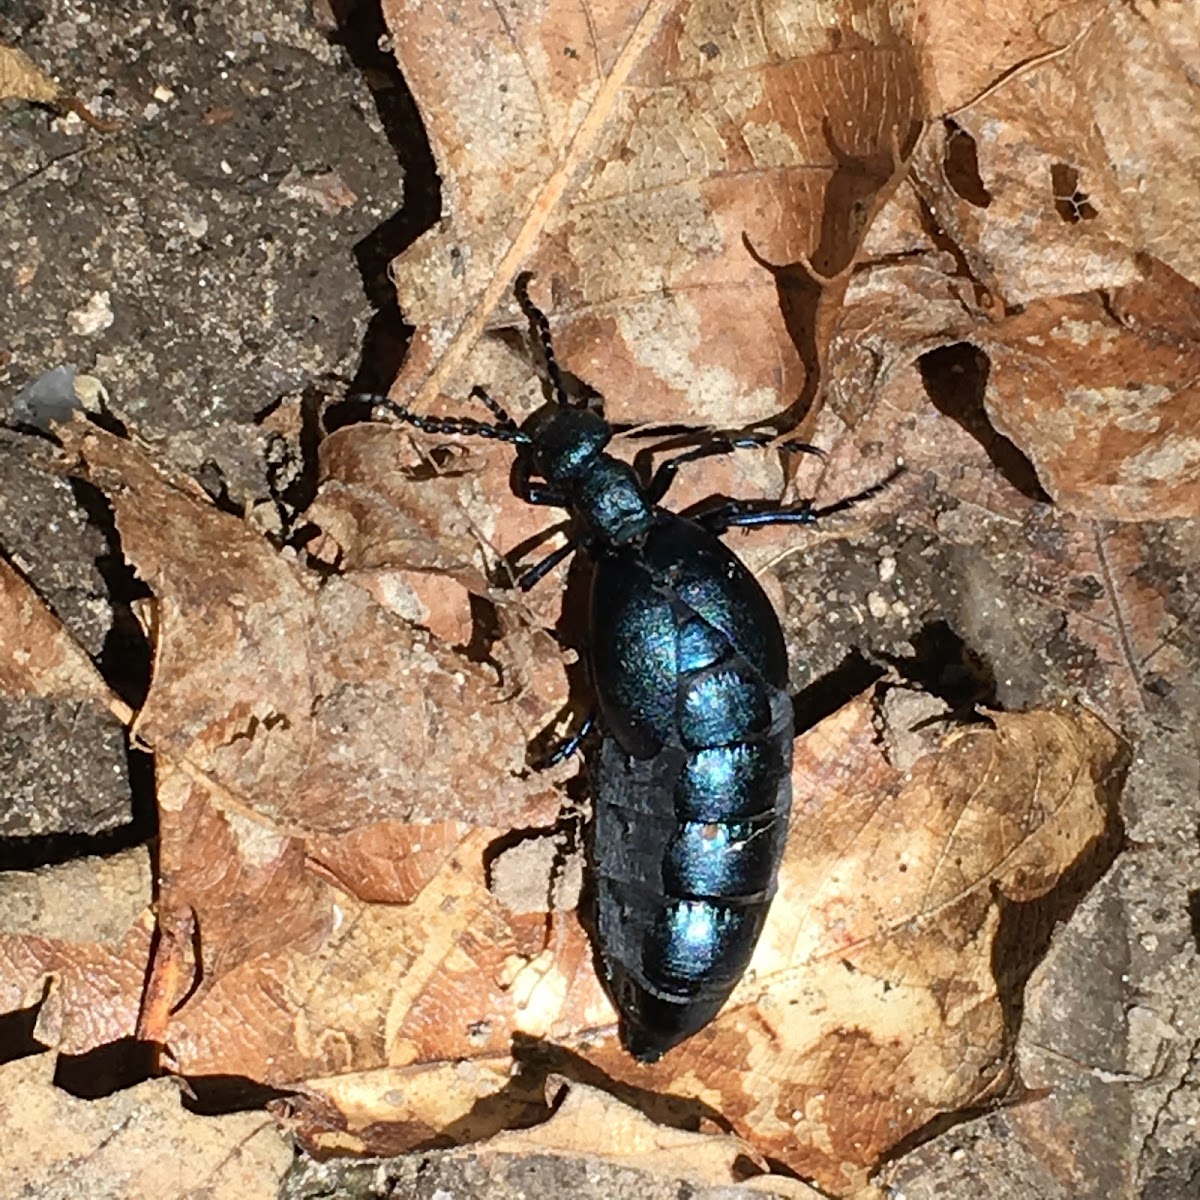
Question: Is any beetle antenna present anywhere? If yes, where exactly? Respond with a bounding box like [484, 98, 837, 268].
[361, 394, 531, 445]
[515, 271, 573, 409]
[468, 384, 518, 429]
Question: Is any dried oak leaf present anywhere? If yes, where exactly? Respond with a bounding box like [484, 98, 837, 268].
[0, 556, 124, 714]
[0, 847, 152, 1054]
[815, 252, 1199, 725]
[0, 1052, 291, 1200]
[307, 423, 497, 648]
[173, 694, 1121, 1195]
[461, 1077, 823, 1199]
[0, 566, 151, 1047]
[982, 261, 1200, 520]
[825, 1, 1200, 520]
[155, 766, 612, 1083]
[0, 420, 565, 1061]
[62, 422, 561, 853]
[915, 0, 1095, 115]
[383, 0, 923, 430]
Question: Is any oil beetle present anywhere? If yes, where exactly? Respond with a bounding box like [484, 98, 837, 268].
[366, 275, 899, 1061]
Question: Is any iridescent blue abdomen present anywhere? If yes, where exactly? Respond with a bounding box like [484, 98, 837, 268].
[588, 512, 793, 1061]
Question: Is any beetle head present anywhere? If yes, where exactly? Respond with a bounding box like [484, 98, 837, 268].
[521, 402, 612, 483]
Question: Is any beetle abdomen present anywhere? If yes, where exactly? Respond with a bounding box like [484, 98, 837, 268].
[590, 515, 788, 759]
[590, 644, 793, 1062]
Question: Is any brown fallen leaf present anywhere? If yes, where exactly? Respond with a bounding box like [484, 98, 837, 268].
[153, 764, 608, 1082]
[916, 0, 1097, 115]
[0, 557, 127, 719]
[383, 0, 922, 431]
[2, 561, 1119, 1190]
[0, 1053, 291, 1200]
[983, 262, 1200, 520]
[314, 0, 1200, 690]
[142, 687, 1117, 1194]
[0, 392, 1128, 1192]
[465, 1077, 828, 1197]
[0, 843, 152, 1056]
[0, 44, 59, 104]
[822, 1, 1200, 523]
[61, 422, 561, 843]
[307, 0, 936, 653]
[0, 909, 152, 1055]
[306, 817, 478, 905]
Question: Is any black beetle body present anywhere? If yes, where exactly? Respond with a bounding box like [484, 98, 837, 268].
[369, 275, 897, 1061]
[588, 522, 794, 1060]
[523, 400, 795, 1059]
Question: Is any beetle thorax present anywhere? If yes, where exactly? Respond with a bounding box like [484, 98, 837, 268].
[572, 457, 653, 545]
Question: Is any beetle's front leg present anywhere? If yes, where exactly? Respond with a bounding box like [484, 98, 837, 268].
[513, 457, 569, 507]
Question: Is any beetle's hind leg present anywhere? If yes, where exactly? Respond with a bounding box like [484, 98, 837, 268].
[699, 464, 905, 534]
[528, 710, 596, 770]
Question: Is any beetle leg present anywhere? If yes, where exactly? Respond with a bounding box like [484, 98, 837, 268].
[516, 539, 578, 591]
[699, 464, 905, 533]
[699, 499, 817, 533]
[512, 457, 569, 508]
[529, 710, 597, 769]
[646, 440, 738, 504]
[646, 434, 824, 505]
[519, 484, 570, 506]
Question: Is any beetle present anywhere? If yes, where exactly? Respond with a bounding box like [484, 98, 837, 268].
[367, 275, 898, 1060]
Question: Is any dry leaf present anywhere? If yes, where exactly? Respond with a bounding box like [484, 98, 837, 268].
[380, 0, 923, 433]
[0, 1053, 291, 1200]
[0, 914, 151, 1055]
[0, 44, 59, 104]
[0, 558, 124, 716]
[916, 0, 1095, 114]
[468, 1077, 788, 1189]
[0, 840, 152, 1057]
[310, 0, 933, 657]
[983, 262, 1200, 519]
[63, 422, 560, 841]
[151, 687, 1119, 1193]
[821, 0, 1200, 524]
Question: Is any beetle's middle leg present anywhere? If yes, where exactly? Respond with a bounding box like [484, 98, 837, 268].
[528, 710, 596, 769]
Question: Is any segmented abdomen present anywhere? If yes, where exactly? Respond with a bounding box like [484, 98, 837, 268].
[590, 618, 793, 1062]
